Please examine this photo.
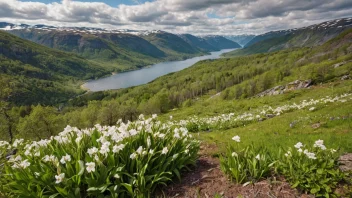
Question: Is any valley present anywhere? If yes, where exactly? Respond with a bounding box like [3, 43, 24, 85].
[0, 12, 352, 198]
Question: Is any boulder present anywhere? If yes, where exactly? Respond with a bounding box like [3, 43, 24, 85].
[341, 74, 351, 81]
[339, 153, 352, 172]
[256, 79, 312, 97]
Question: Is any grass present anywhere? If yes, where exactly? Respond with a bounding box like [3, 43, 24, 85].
[159, 80, 352, 155]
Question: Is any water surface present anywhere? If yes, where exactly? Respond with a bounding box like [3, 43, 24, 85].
[84, 49, 235, 91]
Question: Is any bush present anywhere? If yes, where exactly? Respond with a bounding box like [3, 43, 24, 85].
[0, 115, 200, 198]
[220, 136, 347, 197]
[220, 136, 275, 184]
[277, 140, 345, 197]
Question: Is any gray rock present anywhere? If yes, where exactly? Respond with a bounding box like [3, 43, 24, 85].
[266, 114, 275, 118]
[333, 61, 346, 68]
[339, 153, 352, 172]
[341, 74, 351, 81]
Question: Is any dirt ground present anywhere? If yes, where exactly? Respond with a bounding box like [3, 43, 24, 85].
[157, 144, 315, 198]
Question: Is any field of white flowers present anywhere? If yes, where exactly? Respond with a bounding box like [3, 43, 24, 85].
[171, 93, 352, 133]
[0, 92, 351, 197]
[0, 116, 199, 197]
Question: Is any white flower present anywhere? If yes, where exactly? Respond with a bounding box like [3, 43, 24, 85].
[24, 150, 31, 156]
[172, 154, 178, 160]
[255, 154, 261, 160]
[294, 142, 303, 149]
[87, 147, 98, 156]
[130, 153, 137, 159]
[170, 115, 173, 120]
[60, 154, 71, 164]
[19, 159, 30, 169]
[138, 114, 145, 120]
[75, 137, 82, 143]
[152, 114, 157, 119]
[114, 174, 120, 179]
[309, 107, 315, 111]
[86, 162, 96, 173]
[284, 151, 291, 157]
[174, 132, 180, 139]
[136, 146, 143, 155]
[149, 149, 154, 155]
[313, 139, 326, 150]
[298, 148, 303, 153]
[34, 172, 40, 177]
[185, 149, 189, 154]
[158, 133, 166, 139]
[55, 173, 65, 184]
[162, 147, 168, 155]
[100, 143, 110, 155]
[305, 152, 317, 159]
[331, 149, 337, 153]
[147, 137, 151, 148]
[232, 135, 240, 142]
[231, 152, 238, 157]
[113, 144, 125, 153]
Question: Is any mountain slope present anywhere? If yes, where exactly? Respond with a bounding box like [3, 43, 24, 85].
[141, 31, 205, 59]
[9, 29, 163, 71]
[224, 35, 255, 46]
[226, 18, 352, 57]
[203, 36, 242, 49]
[178, 34, 219, 52]
[0, 30, 109, 105]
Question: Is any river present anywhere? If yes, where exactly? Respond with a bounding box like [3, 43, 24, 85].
[83, 48, 235, 91]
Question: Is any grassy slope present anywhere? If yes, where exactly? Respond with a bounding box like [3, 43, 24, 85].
[0, 30, 110, 105]
[161, 80, 352, 154]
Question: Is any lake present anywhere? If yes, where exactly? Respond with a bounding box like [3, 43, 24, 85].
[83, 48, 235, 91]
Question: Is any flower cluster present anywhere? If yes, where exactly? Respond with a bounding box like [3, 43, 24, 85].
[0, 116, 200, 197]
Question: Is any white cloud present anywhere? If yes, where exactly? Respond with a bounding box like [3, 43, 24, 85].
[0, 0, 351, 35]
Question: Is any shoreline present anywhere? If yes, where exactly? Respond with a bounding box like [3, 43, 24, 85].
[80, 49, 236, 92]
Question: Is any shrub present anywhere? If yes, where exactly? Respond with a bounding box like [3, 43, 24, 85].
[277, 140, 345, 197]
[220, 136, 348, 197]
[0, 115, 200, 198]
[220, 136, 275, 184]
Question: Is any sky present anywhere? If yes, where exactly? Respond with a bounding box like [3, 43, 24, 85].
[0, 0, 352, 35]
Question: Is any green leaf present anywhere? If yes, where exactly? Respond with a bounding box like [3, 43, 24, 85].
[121, 183, 133, 195]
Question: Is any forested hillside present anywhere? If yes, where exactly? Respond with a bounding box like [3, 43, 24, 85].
[0, 30, 109, 105]
[225, 17, 352, 57]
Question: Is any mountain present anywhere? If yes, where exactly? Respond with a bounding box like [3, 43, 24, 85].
[140, 31, 205, 59]
[178, 34, 219, 52]
[202, 35, 242, 49]
[0, 30, 109, 105]
[8, 28, 165, 71]
[225, 18, 352, 57]
[4, 24, 242, 70]
[224, 34, 255, 46]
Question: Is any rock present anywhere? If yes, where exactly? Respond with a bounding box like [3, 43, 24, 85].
[258, 117, 266, 122]
[339, 153, 352, 172]
[341, 74, 351, 81]
[266, 114, 275, 118]
[256, 79, 312, 97]
[333, 61, 346, 68]
[311, 123, 321, 129]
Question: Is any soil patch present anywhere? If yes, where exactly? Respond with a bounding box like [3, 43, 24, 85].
[158, 144, 307, 198]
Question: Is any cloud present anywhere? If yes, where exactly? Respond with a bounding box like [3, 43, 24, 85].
[0, 0, 351, 35]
